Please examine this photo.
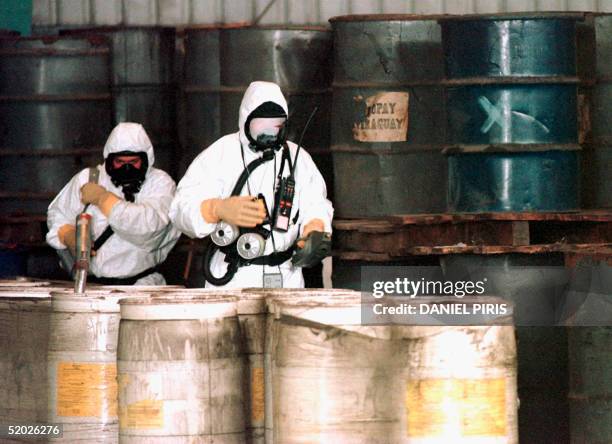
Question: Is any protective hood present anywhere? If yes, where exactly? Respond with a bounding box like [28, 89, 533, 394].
[103, 122, 155, 171]
[238, 81, 289, 150]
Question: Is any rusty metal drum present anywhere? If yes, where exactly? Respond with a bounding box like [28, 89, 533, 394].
[330, 15, 448, 217]
[63, 27, 178, 178]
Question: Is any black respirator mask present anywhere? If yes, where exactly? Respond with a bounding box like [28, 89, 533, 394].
[104, 151, 148, 202]
[245, 101, 288, 152]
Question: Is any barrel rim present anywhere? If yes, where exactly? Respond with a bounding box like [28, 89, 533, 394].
[50, 290, 135, 313]
[184, 23, 329, 32]
[443, 143, 582, 154]
[437, 11, 588, 22]
[119, 295, 237, 320]
[61, 26, 177, 35]
[329, 13, 453, 23]
[0, 34, 109, 47]
[120, 292, 238, 304]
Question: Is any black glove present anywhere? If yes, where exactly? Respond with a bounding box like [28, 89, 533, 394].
[292, 231, 332, 268]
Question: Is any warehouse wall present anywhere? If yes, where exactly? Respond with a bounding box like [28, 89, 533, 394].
[32, 0, 612, 27]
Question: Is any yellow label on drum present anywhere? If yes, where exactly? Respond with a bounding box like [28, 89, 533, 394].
[120, 399, 164, 429]
[353, 91, 410, 142]
[251, 367, 265, 423]
[406, 378, 507, 437]
[57, 362, 118, 418]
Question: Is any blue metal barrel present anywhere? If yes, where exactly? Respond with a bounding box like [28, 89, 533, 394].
[440, 13, 584, 212]
[448, 150, 580, 212]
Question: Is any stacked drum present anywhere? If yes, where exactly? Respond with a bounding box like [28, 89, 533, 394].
[0, 35, 112, 214]
[440, 13, 583, 212]
[330, 15, 447, 218]
[63, 27, 178, 178]
[584, 14, 612, 207]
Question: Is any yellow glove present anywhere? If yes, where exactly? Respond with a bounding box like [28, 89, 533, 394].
[297, 219, 325, 248]
[80, 183, 121, 216]
[80, 183, 107, 206]
[201, 196, 266, 227]
[58, 224, 76, 255]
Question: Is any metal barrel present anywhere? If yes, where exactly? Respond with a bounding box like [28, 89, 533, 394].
[440, 253, 570, 444]
[440, 13, 584, 212]
[394, 303, 518, 443]
[63, 27, 178, 178]
[561, 254, 612, 442]
[180, 26, 221, 177]
[0, 35, 112, 214]
[569, 328, 612, 442]
[583, 14, 612, 208]
[329, 15, 447, 217]
[117, 293, 246, 443]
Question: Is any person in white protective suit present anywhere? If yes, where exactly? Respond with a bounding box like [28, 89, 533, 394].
[170, 81, 333, 288]
[46, 122, 181, 285]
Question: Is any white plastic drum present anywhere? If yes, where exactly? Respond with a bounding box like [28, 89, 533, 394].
[268, 290, 395, 444]
[247, 288, 361, 444]
[0, 287, 61, 430]
[48, 290, 132, 443]
[396, 298, 518, 444]
[118, 293, 246, 443]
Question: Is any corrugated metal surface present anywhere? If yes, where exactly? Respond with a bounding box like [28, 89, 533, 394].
[32, 0, 612, 26]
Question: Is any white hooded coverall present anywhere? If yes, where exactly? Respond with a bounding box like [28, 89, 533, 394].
[46, 123, 181, 285]
[170, 81, 333, 288]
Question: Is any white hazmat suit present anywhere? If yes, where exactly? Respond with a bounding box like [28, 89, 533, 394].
[170, 81, 333, 288]
[46, 123, 181, 284]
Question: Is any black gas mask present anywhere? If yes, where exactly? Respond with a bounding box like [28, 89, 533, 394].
[245, 101, 288, 152]
[104, 151, 148, 202]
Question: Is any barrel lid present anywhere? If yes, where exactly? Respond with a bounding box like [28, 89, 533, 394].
[329, 14, 451, 23]
[0, 286, 69, 298]
[119, 293, 237, 320]
[438, 11, 587, 22]
[184, 23, 329, 32]
[50, 289, 133, 313]
[269, 291, 393, 336]
[263, 288, 360, 312]
[0, 277, 49, 287]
